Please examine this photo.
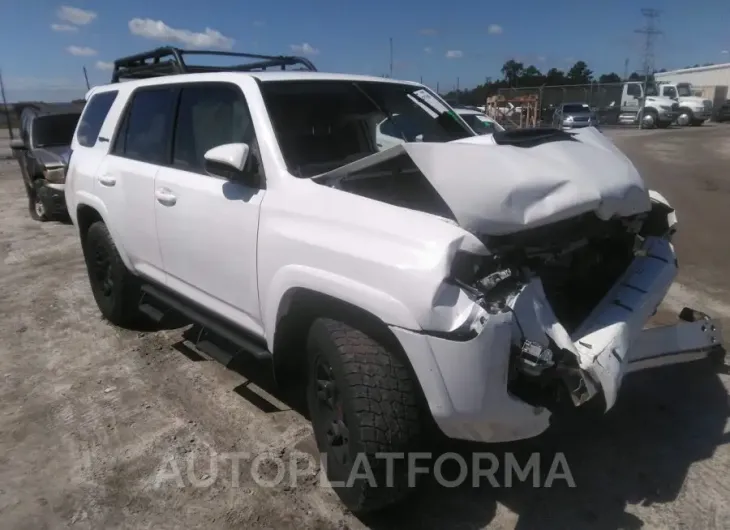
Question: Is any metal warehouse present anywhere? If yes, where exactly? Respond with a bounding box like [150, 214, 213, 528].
[655, 63, 730, 87]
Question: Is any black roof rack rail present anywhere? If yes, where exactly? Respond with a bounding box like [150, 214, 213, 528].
[111, 46, 318, 83]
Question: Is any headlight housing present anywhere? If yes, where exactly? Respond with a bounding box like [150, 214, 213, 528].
[43, 167, 66, 184]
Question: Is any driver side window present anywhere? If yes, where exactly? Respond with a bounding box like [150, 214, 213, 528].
[172, 83, 257, 176]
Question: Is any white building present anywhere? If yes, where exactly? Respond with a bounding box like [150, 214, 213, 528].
[655, 63, 730, 87]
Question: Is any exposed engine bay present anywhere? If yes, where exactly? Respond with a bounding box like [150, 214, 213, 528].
[313, 130, 721, 416]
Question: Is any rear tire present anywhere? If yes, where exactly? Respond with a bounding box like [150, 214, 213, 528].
[306, 318, 422, 514]
[690, 118, 704, 126]
[82, 221, 142, 327]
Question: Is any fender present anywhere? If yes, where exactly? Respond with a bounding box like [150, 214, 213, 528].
[73, 191, 135, 271]
[263, 264, 421, 351]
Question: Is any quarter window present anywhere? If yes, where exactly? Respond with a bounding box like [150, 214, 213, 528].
[76, 91, 118, 148]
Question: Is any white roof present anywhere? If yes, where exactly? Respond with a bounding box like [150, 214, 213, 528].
[87, 70, 423, 96]
[655, 63, 730, 76]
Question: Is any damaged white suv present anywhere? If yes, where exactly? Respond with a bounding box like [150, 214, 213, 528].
[66, 48, 724, 514]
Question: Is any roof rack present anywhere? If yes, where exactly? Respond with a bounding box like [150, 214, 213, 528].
[111, 47, 318, 83]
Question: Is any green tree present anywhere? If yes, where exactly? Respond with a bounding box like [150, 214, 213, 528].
[598, 72, 622, 83]
[567, 61, 593, 84]
[501, 59, 525, 86]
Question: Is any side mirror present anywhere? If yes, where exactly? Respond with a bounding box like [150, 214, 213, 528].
[10, 138, 26, 150]
[203, 143, 258, 186]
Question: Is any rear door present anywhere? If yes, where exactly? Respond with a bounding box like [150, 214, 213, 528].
[67, 90, 119, 220]
[153, 82, 266, 334]
[95, 86, 178, 283]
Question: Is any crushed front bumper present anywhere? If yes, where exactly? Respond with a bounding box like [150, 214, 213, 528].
[391, 236, 723, 444]
[38, 182, 68, 217]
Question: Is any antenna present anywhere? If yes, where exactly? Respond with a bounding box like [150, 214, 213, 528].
[389, 37, 393, 78]
[635, 8, 662, 78]
[83, 66, 90, 90]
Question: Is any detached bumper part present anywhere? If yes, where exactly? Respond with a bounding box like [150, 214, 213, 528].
[390, 236, 723, 444]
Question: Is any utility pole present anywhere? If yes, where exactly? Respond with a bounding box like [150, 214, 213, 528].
[436, 81, 440, 94]
[623, 58, 629, 81]
[389, 37, 393, 78]
[0, 69, 13, 140]
[83, 66, 90, 90]
[635, 8, 662, 80]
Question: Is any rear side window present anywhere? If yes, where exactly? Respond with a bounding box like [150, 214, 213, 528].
[112, 87, 177, 165]
[76, 91, 118, 147]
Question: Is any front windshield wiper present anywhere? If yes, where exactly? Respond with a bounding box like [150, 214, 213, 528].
[351, 82, 408, 143]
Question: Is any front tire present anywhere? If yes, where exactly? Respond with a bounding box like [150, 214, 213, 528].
[82, 221, 142, 327]
[306, 318, 422, 514]
[28, 180, 49, 222]
[640, 109, 658, 129]
[691, 118, 704, 126]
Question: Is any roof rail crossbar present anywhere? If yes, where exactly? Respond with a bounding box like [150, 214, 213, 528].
[111, 46, 317, 82]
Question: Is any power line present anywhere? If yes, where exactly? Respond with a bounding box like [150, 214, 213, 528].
[635, 8, 663, 78]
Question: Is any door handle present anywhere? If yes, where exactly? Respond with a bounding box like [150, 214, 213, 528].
[98, 174, 116, 187]
[155, 188, 177, 206]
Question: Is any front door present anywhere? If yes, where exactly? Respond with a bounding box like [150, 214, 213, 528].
[154, 82, 265, 335]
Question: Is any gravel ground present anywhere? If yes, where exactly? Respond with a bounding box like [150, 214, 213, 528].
[1, 125, 730, 529]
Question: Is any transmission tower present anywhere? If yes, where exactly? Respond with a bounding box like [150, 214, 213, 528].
[635, 8, 663, 78]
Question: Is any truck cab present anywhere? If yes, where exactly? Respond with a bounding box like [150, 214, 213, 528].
[658, 82, 712, 126]
[618, 81, 679, 128]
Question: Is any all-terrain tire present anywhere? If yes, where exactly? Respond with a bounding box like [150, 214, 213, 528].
[28, 180, 49, 222]
[82, 221, 142, 327]
[306, 318, 422, 514]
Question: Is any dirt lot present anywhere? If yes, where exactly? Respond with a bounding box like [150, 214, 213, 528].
[1, 125, 730, 530]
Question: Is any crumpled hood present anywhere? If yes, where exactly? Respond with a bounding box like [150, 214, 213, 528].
[33, 145, 71, 168]
[313, 127, 651, 237]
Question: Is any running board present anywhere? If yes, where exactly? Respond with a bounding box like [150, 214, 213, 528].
[140, 284, 272, 363]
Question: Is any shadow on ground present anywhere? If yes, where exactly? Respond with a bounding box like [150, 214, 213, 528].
[160, 315, 729, 529]
[360, 359, 730, 530]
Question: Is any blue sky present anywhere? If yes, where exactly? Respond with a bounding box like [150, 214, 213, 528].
[0, 0, 728, 101]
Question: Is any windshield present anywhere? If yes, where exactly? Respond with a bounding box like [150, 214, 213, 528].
[562, 104, 590, 113]
[645, 84, 658, 96]
[31, 113, 81, 148]
[460, 113, 503, 134]
[677, 84, 693, 97]
[259, 80, 473, 177]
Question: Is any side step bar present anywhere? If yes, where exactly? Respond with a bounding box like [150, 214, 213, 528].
[140, 284, 272, 364]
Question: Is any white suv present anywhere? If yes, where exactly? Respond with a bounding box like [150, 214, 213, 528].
[66, 47, 724, 513]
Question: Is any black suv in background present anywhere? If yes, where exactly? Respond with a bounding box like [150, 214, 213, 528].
[10, 103, 83, 221]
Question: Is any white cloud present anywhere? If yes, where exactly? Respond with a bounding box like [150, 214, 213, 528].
[51, 23, 78, 32]
[253, 20, 265, 27]
[67, 45, 97, 56]
[290, 43, 320, 55]
[419, 28, 438, 36]
[537, 55, 546, 62]
[57, 6, 97, 25]
[128, 18, 235, 50]
[96, 61, 114, 71]
[424, 47, 432, 54]
[445, 50, 463, 59]
[722, 50, 729, 54]
[487, 24, 503, 35]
